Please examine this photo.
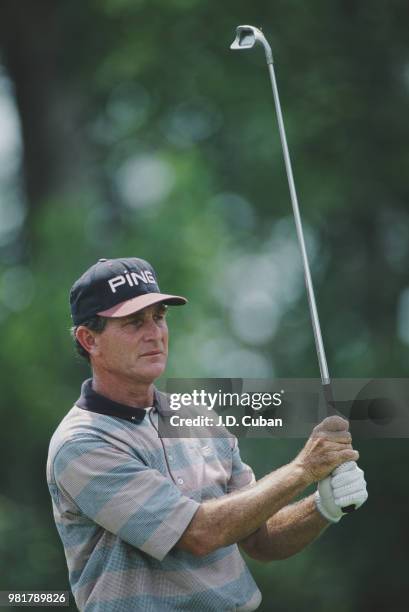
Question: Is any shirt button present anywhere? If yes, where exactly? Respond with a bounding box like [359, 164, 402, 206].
[168, 454, 173, 461]
[177, 478, 184, 485]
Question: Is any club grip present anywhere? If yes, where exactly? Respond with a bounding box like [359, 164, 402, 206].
[323, 383, 356, 513]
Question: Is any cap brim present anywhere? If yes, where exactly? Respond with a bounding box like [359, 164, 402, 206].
[97, 292, 187, 318]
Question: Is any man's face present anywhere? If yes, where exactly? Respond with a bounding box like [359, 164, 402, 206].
[90, 303, 169, 384]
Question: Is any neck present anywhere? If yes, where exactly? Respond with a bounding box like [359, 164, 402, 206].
[91, 370, 155, 408]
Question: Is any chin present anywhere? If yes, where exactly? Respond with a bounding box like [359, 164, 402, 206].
[135, 363, 166, 383]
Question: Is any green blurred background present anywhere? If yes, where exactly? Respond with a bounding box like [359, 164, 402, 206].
[0, 1, 408, 610]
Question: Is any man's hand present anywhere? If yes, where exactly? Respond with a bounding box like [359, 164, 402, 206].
[294, 416, 359, 484]
[315, 461, 368, 523]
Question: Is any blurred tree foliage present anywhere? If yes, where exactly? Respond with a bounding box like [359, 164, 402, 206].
[0, 1, 408, 610]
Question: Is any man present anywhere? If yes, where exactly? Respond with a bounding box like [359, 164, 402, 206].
[47, 257, 368, 611]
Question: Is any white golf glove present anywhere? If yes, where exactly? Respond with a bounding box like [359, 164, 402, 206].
[315, 461, 368, 523]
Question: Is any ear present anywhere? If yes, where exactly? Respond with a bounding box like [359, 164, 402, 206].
[75, 326, 99, 356]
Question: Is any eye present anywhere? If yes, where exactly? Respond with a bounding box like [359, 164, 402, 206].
[127, 319, 143, 328]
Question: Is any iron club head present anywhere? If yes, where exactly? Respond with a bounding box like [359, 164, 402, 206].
[230, 25, 273, 63]
[230, 25, 258, 50]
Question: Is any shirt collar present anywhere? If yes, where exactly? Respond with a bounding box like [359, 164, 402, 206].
[76, 378, 165, 423]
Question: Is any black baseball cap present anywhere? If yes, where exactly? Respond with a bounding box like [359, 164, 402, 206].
[70, 257, 187, 325]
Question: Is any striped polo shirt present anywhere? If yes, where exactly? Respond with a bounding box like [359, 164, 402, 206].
[46, 379, 262, 611]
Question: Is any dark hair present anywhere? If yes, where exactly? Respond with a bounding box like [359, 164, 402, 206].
[70, 315, 108, 362]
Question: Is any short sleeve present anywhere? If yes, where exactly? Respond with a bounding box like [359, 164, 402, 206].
[227, 437, 256, 492]
[52, 435, 199, 561]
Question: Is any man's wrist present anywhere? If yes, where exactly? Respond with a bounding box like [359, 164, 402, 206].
[314, 490, 342, 523]
[289, 459, 314, 489]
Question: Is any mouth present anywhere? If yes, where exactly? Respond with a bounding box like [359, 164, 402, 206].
[140, 350, 163, 357]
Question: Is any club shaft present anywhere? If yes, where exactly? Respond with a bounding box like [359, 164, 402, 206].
[264, 48, 355, 511]
[267, 62, 330, 386]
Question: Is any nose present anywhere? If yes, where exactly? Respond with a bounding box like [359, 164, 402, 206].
[142, 317, 163, 342]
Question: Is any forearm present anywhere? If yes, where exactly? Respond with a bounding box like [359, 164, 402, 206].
[241, 494, 329, 561]
[177, 415, 358, 557]
[176, 460, 310, 556]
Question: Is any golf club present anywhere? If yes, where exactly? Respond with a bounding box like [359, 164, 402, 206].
[230, 25, 355, 512]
